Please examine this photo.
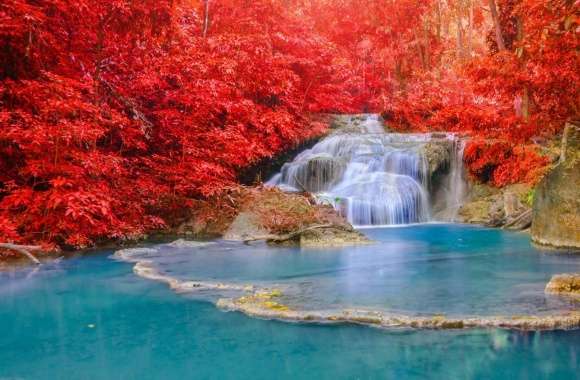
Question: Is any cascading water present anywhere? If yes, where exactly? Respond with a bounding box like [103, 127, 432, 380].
[267, 114, 467, 226]
[437, 137, 468, 221]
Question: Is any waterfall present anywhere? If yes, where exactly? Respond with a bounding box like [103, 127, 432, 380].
[267, 115, 467, 226]
[440, 137, 468, 221]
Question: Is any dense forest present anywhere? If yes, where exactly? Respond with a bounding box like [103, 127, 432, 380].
[1, 0, 578, 250]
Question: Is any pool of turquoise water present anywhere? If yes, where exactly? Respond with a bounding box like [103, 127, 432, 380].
[119, 224, 580, 316]
[1, 225, 579, 379]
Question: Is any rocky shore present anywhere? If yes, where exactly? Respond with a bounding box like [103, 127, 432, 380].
[217, 296, 580, 331]
[177, 186, 370, 248]
[546, 274, 580, 297]
[116, 246, 580, 332]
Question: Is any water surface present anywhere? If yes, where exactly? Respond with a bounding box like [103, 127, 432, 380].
[118, 224, 580, 317]
[1, 225, 579, 379]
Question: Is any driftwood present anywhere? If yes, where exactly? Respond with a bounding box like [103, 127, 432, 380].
[503, 209, 533, 230]
[243, 224, 335, 244]
[0, 243, 42, 265]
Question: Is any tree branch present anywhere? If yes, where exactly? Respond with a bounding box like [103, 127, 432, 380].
[0, 243, 42, 265]
[99, 79, 153, 139]
[243, 224, 334, 244]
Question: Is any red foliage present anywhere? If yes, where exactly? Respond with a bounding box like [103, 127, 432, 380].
[464, 140, 549, 187]
[0, 0, 576, 248]
[0, 0, 336, 247]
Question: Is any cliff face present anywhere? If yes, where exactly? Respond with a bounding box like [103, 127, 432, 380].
[531, 122, 580, 250]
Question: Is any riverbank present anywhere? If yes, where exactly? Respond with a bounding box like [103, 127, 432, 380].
[2, 116, 578, 264]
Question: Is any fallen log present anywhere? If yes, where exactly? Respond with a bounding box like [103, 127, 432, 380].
[0, 243, 42, 265]
[243, 224, 335, 244]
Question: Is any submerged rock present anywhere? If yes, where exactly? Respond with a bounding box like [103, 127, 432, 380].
[217, 296, 580, 331]
[531, 122, 580, 250]
[546, 274, 580, 296]
[165, 239, 215, 248]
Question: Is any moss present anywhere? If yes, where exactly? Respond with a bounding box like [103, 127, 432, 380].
[232, 289, 291, 312]
[261, 301, 289, 311]
[439, 320, 464, 329]
[523, 188, 535, 206]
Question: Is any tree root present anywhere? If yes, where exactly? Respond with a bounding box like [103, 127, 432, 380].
[0, 243, 42, 265]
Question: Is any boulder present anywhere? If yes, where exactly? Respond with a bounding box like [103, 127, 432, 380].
[282, 155, 347, 193]
[224, 212, 269, 241]
[299, 225, 369, 247]
[531, 122, 580, 250]
[457, 183, 533, 230]
[223, 188, 371, 247]
[422, 141, 452, 179]
[545, 274, 580, 296]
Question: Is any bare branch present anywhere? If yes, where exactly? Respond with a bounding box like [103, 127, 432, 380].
[99, 79, 153, 139]
[0, 243, 42, 265]
[243, 224, 334, 244]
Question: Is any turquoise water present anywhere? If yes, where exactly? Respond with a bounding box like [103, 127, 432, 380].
[116, 224, 580, 317]
[1, 225, 579, 379]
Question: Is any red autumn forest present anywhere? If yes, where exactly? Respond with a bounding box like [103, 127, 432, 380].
[1, 0, 578, 249]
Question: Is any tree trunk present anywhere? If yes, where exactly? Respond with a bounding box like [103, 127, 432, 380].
[456, 15, 465, 60]
[435, 0, 442, 43]
[517, 15, 531, 121]
[467, 1, 474, 57]
[488, 0, 506, 51]
[202, 0, 210, 37]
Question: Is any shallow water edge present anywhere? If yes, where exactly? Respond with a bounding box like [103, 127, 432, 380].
[124, 252, 580, 332]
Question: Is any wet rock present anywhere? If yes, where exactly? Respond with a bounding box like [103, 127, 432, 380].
[457, 183, 501, 225]
[224, 188, 370, 247]
[280, 154, 347, 193]
[224, 212, 269, 241]
[329, 114, 388, 134]
[422, 141, 452, 178]
[546, 274, 580, 296]
[503, 209, 532, 230]
[457, 183, 533, 230]
[299, 225, 370, 247]
[531, 122, 580, 250]
[217, 297, 580, 331]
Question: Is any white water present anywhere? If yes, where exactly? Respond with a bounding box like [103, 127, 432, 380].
[438, 137, 468, 221]
[267, 114, 467, 226]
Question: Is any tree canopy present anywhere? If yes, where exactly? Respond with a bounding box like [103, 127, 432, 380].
[1, 0, 578, 248]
